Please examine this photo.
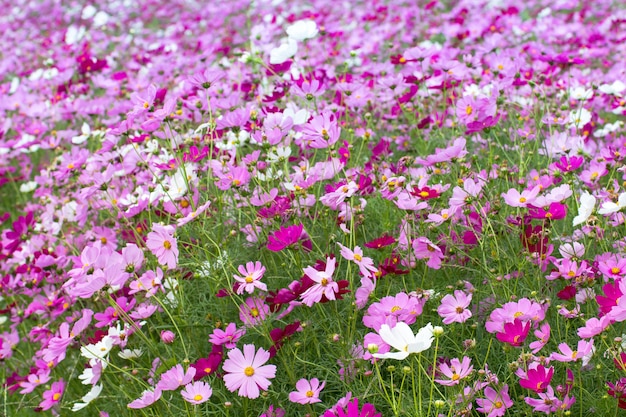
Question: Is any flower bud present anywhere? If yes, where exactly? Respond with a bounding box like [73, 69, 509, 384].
[160, 330, 175, 344]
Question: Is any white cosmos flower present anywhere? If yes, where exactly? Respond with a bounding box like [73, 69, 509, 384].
[572, 191, 596, 226]
[71, 384, 103, 411]
[598, 192, 626, 215]
[373, 322, 434, 360]
[569, 108, 591, 129]
[286, 19, 318, 41]
[270, 38, 298, 64]
[80, 336, 114, 361]
[598, 80, 625, 96]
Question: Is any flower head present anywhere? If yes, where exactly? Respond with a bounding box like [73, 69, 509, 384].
[289, 378, 325, 404]
[222, 344, 276, 399]
[373, 322, 434, 360]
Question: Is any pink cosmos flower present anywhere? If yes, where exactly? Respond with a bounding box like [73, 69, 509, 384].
[127, 387, 162, 409]
[412, 237, 444, 269]
[337, 243, 378, 278]
[146, 223, 179, 269]
[239, 297, 270, 326]
[222, 344, 276, 399]
[529, 323, 551, 353]
[209, 322, 245, 348]
[288, 378, 326, 404]
[501, 185, 541, 208]
[550, 339, 594, 363]
[156, 364, 196, 391]
[301, 257, 339, 307]
[233, 261, 267, 294]
[435, 356, 473, 386]
[38, 379, 64, 411]
[475, 385, 513, 417]
[181, 381, 212, 405]
[577, 316, 611, 338]
[299, 111, 340, 149]
[437, 290, 472, 324]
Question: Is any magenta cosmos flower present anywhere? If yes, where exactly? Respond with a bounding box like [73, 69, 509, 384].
[233, 261, 267, 294]
[146, 223, 179, 269]
[475, 385, 513, 417]
[289, 378, 326, 404]
[323, 398, 382, 417]
[222, 344, 276, 399]
[267, 223, 312, 252]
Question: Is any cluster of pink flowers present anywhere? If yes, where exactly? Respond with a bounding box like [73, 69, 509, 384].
[3, 0, 626, 415]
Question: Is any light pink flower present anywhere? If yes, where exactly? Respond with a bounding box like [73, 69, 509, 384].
[156, 364, 196, 391]
[209, 322, 245, 348]
[301, 257, 338, 307]
[234, 261, 267, 294]
[437, 290, 472, 324]
[127, 387, 162, 409]
[337, 243, 378, 278]
[550, 339, 594, 362]
[475, 385, 513, 417]
[146, 223, 179, 269]
[222, 344, 276, 399]
[288, 378, 326, 404]
[181, 381, 213, 405]
[435, 356, 473, 386]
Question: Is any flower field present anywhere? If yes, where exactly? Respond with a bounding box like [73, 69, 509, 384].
[2, 0, 626, 415]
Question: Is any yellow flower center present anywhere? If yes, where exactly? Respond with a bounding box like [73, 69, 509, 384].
[53, 393, 61, 401]
[465, 105, 473, 115]
[494, 401, 503, 408]
[452, 373, 460, 381]
[571, 350, 578, 358]
[611, 267, 621, 274]
[244, 366, 255, 376]
[194, 394, 203, 401]
[245, 275, 254, 283]
[513, 311, 523, 318]
[321, 278, 328, 286]
[251, 307, 259, 317]
[163, 241, 172, 249]
[519, 197, 526, 203]
[100, 237, 107, 244]
[390, 305, 401, 313]
[306, 390, 314, 397]
[353, 254, 362, 262]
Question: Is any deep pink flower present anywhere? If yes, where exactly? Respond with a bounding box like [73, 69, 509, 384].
[222, 344, 276, 399]
[519, 364, 554, 393]
[289, 378, 326, 404]
[528, 202, 567, 220]
[412, 237, 444, 269]
[267, 224, 312, 252]
[323, 398, 382, 417]
[496, 319, 530, 347]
